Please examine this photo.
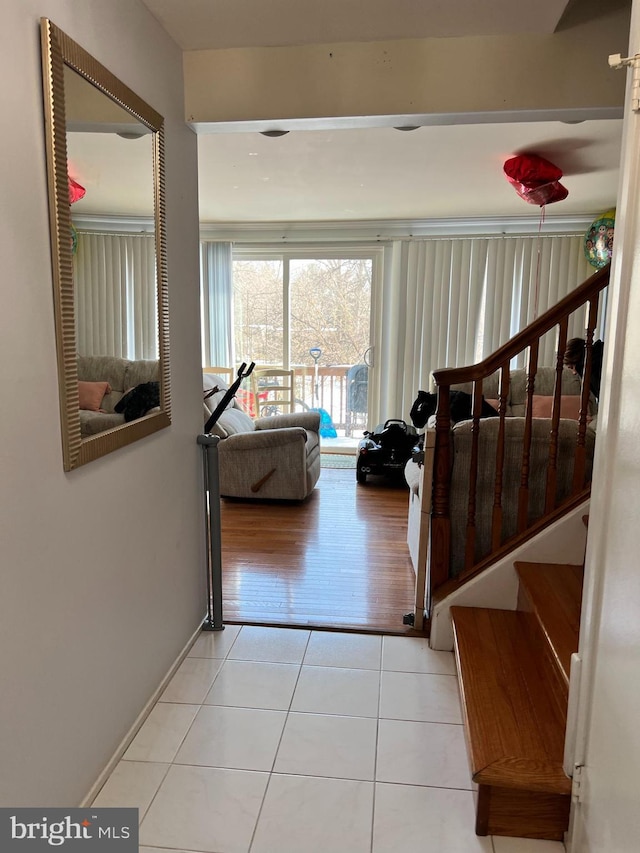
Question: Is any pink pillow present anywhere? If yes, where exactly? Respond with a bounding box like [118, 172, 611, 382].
[530, 395, 582, 419]
[485, 399, 500, 412]
[78, 380, 111, 412]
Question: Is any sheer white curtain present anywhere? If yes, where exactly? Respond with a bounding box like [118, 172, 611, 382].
[74, 232, 157, 358]
[370, 234, 595, 425]
[200, 241, 234, 367]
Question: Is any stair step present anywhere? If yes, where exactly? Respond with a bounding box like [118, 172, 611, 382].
[515, 562, 583, 690]
[451, 605, 570, 840]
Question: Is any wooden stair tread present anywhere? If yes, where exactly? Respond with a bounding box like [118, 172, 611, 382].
[515, 562, 583, 684]
[451, 606, 571, 796]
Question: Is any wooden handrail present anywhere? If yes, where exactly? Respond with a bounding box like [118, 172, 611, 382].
[431, 486, 591, 606]
[432, 266, 609, 386]
[427, 263, 609, 601]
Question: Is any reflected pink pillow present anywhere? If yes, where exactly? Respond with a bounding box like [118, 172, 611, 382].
[530, 395, 581, 419]
[78, 380, 111, 412]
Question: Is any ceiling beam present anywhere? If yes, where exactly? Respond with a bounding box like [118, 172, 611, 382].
[184, 3, 630, 128]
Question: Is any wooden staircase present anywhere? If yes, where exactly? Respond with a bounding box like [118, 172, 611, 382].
[451, 561, 583, 840]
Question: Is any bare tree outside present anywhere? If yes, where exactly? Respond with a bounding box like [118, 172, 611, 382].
[232, 255, 372, 432]
[233, 259, 284, 365]
[290, 258, 371, 368]
[233, 257, 371, 366]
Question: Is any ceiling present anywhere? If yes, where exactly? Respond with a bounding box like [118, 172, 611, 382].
[74, 0, 623, 224]
[140, 0, 574, 50]
[195, 120, 622, 223]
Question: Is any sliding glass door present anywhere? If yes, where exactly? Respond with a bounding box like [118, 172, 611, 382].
[233, 249, 376, 437]
[232, 258, 284, 367]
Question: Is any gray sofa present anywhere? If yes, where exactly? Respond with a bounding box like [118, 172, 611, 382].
[405, 366, 596, 577]
[77, 355, 160, 438]
[204, 373, 321, 501]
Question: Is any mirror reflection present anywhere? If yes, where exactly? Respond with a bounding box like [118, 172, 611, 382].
[66, 67, 159, 439]
[40, 19, 170, 470]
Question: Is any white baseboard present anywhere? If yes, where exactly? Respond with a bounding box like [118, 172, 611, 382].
[79, 616, 206, 807]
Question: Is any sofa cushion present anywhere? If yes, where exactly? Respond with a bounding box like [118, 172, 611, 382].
[509, 367, 584, 416]
[77, 355, 128, 387]
[204, 386, 232, 416]
[79, 410, 124, 437]
[218, 407, 255, 437]
[78, 380, 111, 411]
[530, 394, 582, 420]
[255, 412, 321, 433]
[204, 373, 230, 392]
[77, 355, 160, 414]
[124, 359, 160, 388]
[203, 372, 246, 436]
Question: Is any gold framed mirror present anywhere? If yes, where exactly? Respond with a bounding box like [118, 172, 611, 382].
[40, 19, 170, 471]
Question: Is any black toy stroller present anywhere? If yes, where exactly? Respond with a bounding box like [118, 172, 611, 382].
[356, 419, 419, 485]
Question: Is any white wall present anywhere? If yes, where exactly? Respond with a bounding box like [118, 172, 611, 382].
[184, 4, 630, 124]
[569, 1, 640, 849]
[0, 0, 204, 805]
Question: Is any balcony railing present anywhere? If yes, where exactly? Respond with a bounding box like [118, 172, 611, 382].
[247, 364, 369, 436]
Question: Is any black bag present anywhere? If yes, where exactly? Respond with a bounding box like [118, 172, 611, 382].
[114, 381, 160, 422]
[410, 390, 499, 427]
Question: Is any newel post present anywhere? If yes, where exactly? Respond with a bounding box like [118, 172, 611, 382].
[430, 384, 452, 592]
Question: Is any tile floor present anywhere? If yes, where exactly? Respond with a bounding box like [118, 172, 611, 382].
[92, 625, 566, 853]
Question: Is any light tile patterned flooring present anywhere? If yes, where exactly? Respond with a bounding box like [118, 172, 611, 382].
[93, 626, 566, 853]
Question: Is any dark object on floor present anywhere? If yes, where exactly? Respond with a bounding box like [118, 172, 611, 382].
[356, 419, 419, 485]
[114, 381, 160, 422]
[410, 390, 500, 428]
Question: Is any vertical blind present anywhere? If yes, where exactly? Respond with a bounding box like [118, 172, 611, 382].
[73, 232, 158, 359]
[200, 241, 234, 368]
[369, 235, 595, 426]
[198, 234, 601, 428]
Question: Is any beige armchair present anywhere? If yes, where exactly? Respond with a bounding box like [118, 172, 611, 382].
[204, 373, 321, 500]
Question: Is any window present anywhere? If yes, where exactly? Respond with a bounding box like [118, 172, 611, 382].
[232, 249, 375, 435]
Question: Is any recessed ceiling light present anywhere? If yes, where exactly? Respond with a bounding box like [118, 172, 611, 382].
[259, 130, 290, 137]
[393, 126, 421, 131]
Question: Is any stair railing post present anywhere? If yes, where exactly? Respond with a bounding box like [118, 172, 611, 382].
[430, 384, 452, 592]
[197, 433, 224, 631]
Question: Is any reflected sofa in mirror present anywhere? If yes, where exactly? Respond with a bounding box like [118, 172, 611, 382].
[40, 18, 170, 471]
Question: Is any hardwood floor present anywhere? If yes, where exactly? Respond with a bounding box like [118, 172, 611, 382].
[220, 468, 420, 634]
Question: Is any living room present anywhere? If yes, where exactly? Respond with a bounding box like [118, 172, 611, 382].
[62, 0, 626, 639]
[3, 2, 640, 851]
